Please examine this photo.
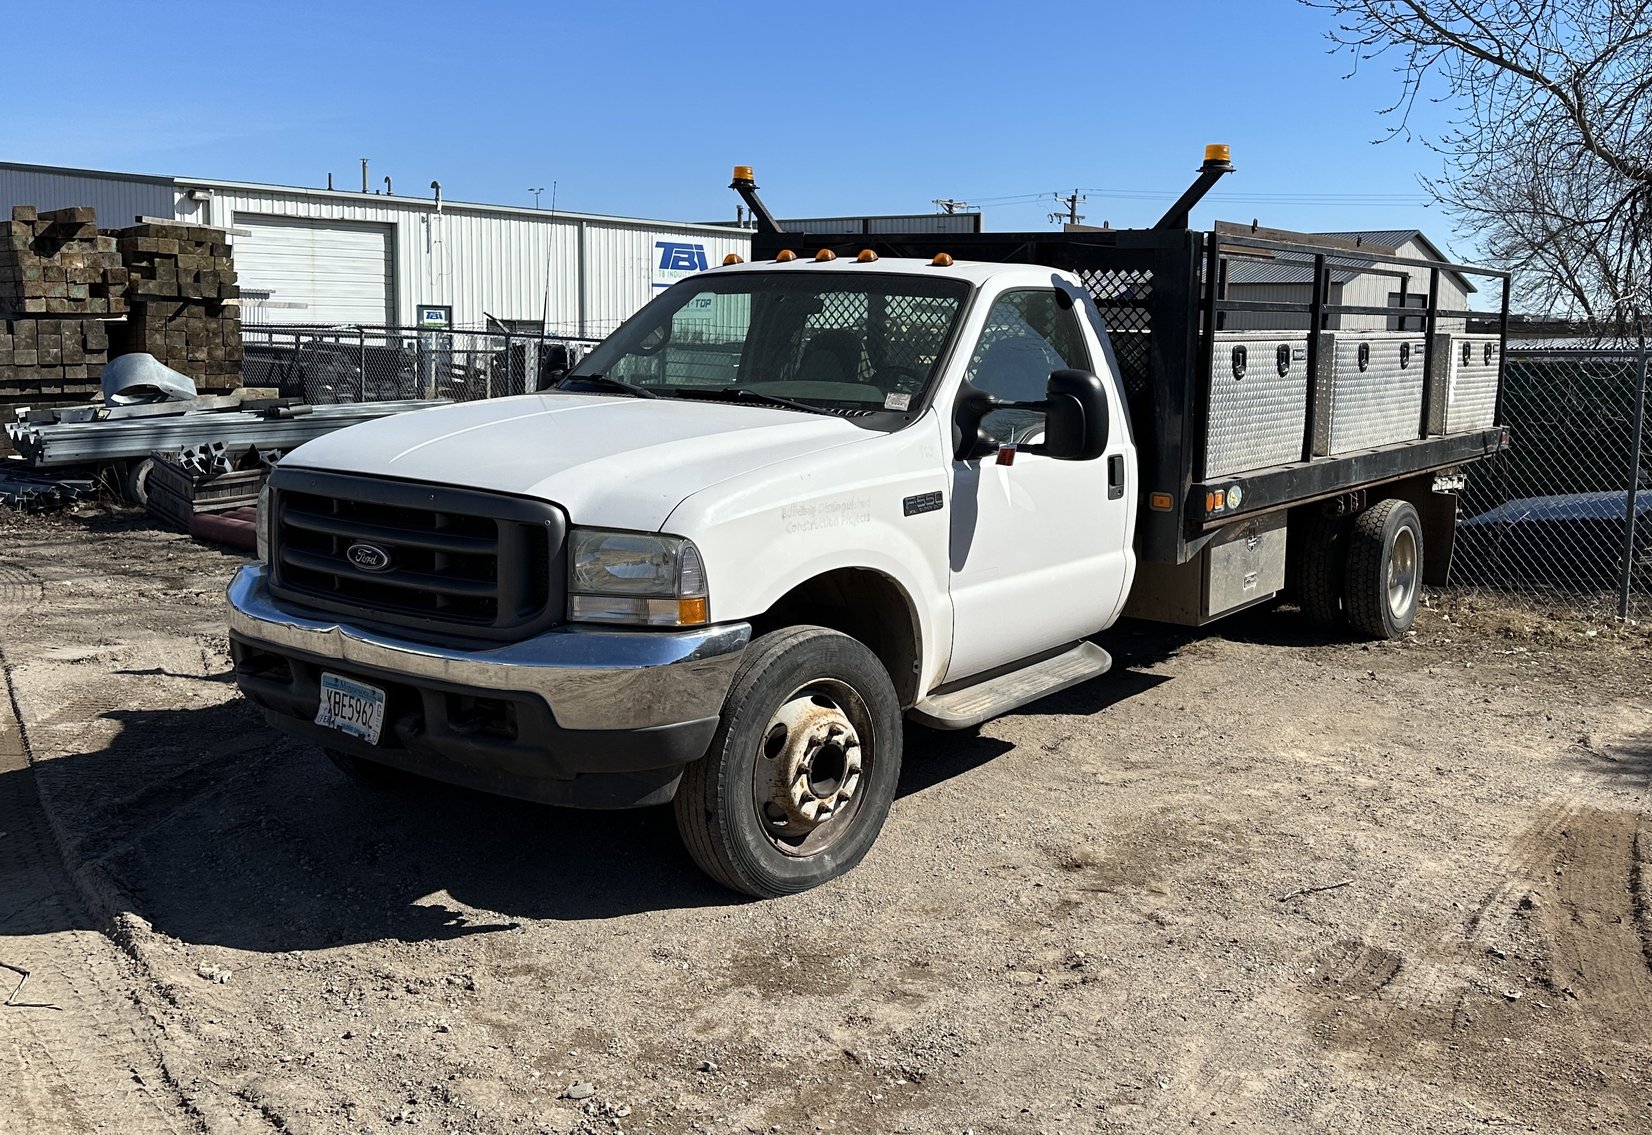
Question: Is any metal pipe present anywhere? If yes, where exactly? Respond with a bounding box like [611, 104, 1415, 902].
[361, 158, 369, 193]
[1153, 150, 1236, 231]
[1619, 349, 1648, 620]
[729, 167, 783, 235]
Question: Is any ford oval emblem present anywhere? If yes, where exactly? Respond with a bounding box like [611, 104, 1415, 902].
[346, 543, 393, 572]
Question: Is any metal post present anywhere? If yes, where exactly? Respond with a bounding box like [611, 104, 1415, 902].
[1302, 254, 1328, 461]
[359, 327, 367, 400]
[1618, 349, 1648, 620]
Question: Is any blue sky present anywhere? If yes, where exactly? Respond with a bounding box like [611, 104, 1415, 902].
[10, 1, 1468, 253]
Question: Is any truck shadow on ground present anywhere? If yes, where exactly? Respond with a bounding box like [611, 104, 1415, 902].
[14, 661, 1174, 952]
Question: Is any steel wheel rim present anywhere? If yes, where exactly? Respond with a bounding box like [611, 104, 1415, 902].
[1387, 525, 1419, 618]
[750, 678, 873, 858]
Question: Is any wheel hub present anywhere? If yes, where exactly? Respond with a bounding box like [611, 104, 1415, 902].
[1387, 526, 1419, 617]
[762, 695, 863, 834]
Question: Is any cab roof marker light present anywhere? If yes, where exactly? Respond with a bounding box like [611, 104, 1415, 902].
[722, 253, 744, 266]
[815, 249, 837, 262]
[856, 249, 878, 263]
[776, 250, 797, 262]
[930, 253, 954, 267]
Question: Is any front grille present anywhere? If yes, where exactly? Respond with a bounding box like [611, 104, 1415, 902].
[267, 468, 566, 641]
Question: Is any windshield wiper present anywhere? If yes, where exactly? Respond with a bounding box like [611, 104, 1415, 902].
[672, 386, 823, 414]
[557, 373, 657, 399]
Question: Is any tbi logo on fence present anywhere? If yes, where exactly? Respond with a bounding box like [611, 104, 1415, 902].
[653, 241, 709, 288]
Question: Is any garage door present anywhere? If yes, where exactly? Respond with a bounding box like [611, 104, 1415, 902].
[233, 215, 393, 325]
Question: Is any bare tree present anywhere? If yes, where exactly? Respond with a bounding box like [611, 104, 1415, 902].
[1307, 0, 1652, 335]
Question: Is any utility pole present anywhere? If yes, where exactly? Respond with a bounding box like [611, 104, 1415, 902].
[530, 187, 545, 208]
[1049, 189, 1085, 226]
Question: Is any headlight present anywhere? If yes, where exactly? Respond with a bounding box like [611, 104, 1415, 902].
[256, 483, 272, 563]
[567, 528, 708, 626]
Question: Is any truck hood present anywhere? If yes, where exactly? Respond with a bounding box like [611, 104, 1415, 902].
[283, 393, 873, 531]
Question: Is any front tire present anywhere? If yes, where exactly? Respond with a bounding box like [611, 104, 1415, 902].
[1344, 499, 1424, 639]
[673, 626, 903, 898]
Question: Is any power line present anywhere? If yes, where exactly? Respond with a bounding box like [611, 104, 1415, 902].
[956, 187, 1429, 206]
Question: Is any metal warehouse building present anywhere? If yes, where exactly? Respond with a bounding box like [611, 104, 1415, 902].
[0, 161, 752, 337]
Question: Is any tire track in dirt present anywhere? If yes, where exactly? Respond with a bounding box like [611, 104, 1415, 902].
[0, 550, 286, 1135]
[0, 638, 196, 1135]
[1296, 800, 1652, 1130]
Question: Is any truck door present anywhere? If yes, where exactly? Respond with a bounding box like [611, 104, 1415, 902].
[945, 286, 1132, 681]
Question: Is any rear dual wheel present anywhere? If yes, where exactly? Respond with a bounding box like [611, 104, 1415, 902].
[1344, 499, 1423, 640]
[1295, 498, 1423, 640]
[674, 626, 903, 898]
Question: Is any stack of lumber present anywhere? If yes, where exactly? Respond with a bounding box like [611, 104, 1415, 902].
[0, 206, 128, 316]
[0, 317, 111, 399]
[111, 223, 243, 391]
[0, 206, 125, 410]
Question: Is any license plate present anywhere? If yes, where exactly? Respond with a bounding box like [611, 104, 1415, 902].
[316, 672, 386, 745]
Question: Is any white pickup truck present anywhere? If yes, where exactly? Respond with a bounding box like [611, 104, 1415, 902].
[229, 154, 1510, 896]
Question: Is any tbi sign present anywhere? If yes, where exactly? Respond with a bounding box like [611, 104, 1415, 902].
[653, 241, 709, 288]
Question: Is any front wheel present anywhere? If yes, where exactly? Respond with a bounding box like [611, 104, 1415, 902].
[673, 626, 903, 898]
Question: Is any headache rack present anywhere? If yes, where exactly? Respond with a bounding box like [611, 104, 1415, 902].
[732, 159, 1511, 568]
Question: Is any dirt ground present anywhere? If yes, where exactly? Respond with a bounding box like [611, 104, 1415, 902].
[0, 504, 1649, 1135]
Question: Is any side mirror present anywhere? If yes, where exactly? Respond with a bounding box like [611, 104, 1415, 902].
[1033, 369, 1109, 461]
[951, 369, 1110, 462]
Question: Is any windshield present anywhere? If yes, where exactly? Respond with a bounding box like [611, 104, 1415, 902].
[568, 271, 971, 415]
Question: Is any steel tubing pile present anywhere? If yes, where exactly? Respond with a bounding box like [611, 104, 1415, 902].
[6, 400, 449, 466]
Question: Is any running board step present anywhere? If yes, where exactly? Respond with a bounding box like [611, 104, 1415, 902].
[907, 641, 1113, 730]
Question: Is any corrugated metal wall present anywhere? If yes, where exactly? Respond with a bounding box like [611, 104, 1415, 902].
[0, 164, 177, 230]
[193, 182, 752, 334]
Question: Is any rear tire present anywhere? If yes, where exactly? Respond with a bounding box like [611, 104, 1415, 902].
[673, 626, 903, 898]
[1344, 499, 1424, 640]
[1295, 511, 1352, 629]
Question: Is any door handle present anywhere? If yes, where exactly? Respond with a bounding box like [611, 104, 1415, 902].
[1107, 454, 1125, 500]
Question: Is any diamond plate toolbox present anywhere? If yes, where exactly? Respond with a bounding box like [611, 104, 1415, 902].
[1204, 331, 1310, 478]
[1443, 333, 1500, 432]
[1325, 332, 1427, 454]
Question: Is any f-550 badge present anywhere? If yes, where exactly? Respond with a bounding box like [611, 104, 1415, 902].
[902, 491, 943, 516]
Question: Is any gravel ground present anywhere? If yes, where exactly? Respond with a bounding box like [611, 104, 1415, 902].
[1, 504, 1649, 1135]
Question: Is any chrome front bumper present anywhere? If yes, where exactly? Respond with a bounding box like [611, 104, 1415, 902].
[227, 563, 750, 731]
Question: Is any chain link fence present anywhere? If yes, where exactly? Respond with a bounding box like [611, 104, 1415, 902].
[1451, 347, 1650, 620]
[240, 324, 600, 405]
